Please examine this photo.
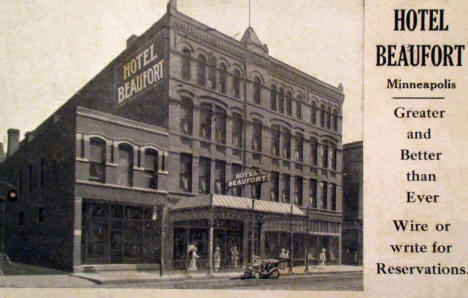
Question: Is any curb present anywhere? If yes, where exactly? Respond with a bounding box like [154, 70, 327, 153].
[72, 270, 363, 285]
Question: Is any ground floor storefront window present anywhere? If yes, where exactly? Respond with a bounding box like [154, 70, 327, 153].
[173, 219, 243, 270]
[81, 200, 161, 264]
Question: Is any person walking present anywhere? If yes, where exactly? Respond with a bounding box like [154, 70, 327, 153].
[231, 246, 239, 269]
[187, 244, 199, 272]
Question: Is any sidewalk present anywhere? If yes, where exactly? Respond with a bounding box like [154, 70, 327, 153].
[73, 265, 362, 285]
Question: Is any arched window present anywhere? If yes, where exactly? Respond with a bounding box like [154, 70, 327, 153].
[233, 69, 241, 98]
[270, 85, 277, 110]
[232, 112, 243, 148]
[118, 143, 133, 186]
[200, 104, 212, 140]
[331, 144, 337, 170]
[309, 179, 318, 208]
[296, 96, 302, 119]
[199, 157, 210, 194]
[322, 143, 329, 168]
[89, 138, 106, 183]
[252, 119, 262, 152]
[208, 56, 217, 89]
[327, 107, 332, 129]
[320, 104, 325, 128]
[219, 63, 227, 93]
[310, 138, 318, 166]
[333, 109, 339, 131]
[181, 48, 191, 81]
[282, 174, 291, 203]
[270, 172, 279, 202]
[180, 97, 193, 135]
[286, 91, 292, 116]
[253, 77, 261, 104]
[295, 176, 303, 206]
[197, 54, 206, 86]
[215, 106, 226, 144]
[321, 182, 328, 209]
[311, 101, 317, 124]
[214, 160, 226, 194]
[278, 88, 285, 113]
[144, 149, 158, 189]
[281, 127, 291, 159]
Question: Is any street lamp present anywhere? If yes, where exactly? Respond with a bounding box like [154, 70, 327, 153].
[0, 180, 18, 254]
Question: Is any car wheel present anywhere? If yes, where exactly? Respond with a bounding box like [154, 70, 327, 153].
[270, 269, 280, 279]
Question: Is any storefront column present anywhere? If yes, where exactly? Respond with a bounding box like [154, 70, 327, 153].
[289, 205, 293, 273]
[338, 224, 342, 265]
[72, 197, 82, 272]
[304, 208, 310, 272]
[260, 224, 265, 258]
[242, 220, 249, 266]
[207, 200, 214, 276]
[160, 205, 167, 276]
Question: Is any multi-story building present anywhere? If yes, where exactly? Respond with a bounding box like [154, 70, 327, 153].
[342, 141, 363, 265]
[0, 0, 345, 272]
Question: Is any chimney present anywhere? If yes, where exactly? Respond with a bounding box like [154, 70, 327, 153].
[126, 35, 139, 48]
[25, 131, 34, 142]
[7, 128, 20, 157]
[0, 142, 5, 162]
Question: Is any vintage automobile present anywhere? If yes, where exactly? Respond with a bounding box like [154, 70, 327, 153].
[242, 256, 288, 279]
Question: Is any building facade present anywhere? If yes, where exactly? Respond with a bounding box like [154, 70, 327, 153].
[0, 0, 345, 272]
[342, 141, 363, 265]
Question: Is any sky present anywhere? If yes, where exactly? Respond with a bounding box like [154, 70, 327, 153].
[0, 0, 363, 147]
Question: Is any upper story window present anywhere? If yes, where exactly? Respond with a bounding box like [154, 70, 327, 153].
[214, 160, 226, 194]
[180, 97, 193, 135]
[208, 56, 217, 90]
[295, 134, 304, 162]
[271, 125, 280, 157]
[144, 149, 158, 189]
[231, 164, 242, 197]
[311, 101, 317, 124]
[327, 107, 332, 129]
[278, 88, 285, 113]
[294, 176, 303, 206]
[89, 138, 106, 183]
[117, 144, 133, 187]
[333, 109, 339, 131]
[311, 138, 318, 166]
[282, 174, 290, 203]
[322, 144, 329, 168]
[281, 128, 291, 159]
[37, 207, 45, 224]
[197, 54, 206, 86]
[270, 171, 279, 202]
[179, 153, 192, 192]
[296, 97, 302, 119]
[321, 182, 328, 209]
[199, 157, 210, 194]
[331, 144, 337, 170]
[286, 91, 292, 116]
[310, 179, 318, 208]
[28, 164, 33, 193]
[270, 85, 277, 111]
[233, 69, 241, 99]
[200, 104, 212, 140]
[232, 113, 243, 148]
[214, 106, 226, 144]
[252, 119, 262, 152]
[253, 77, 261, 104]
[219, 63, 227, 94]
[18, 211, 24, 227]
[181, 48, 191, 81]
[331, 183, 337, 211]
[320, 104, 325, 128]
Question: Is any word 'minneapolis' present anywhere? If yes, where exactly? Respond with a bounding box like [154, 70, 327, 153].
[376, 9, 466, 66]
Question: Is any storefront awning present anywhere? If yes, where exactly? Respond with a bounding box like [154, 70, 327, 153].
[172, 195, 305, 216]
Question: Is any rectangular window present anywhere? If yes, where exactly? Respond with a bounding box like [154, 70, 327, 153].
[311, 141, 318, 166]
[179, 153, 192, 192]
[270, 172, 279, 202]
[37, 207, 45, 224]
[295, 176, 303, 206]
[89, 138, 106, 183]
[322, 145, 329, 168]
[18, 211, 24, 227]
[252, 183, 261, 200]
[215, 107, 226, 144]
[331, 183, 337, 211]
[296, 102, 302, 119]
[283, 174, 290, 203]
[144, 150, 158, 189]
[332, 147, 337, 170]
[286, 97, 292, 116]
[181, 98, 193, 135]
[200, 104, 212, 140]
[295, 135, 303, 162]
[199, 157, 210, 194]
[322, 182, 328, 209]
[271, 126, 280, 156]
[231, 164, 242, 196]
[282, 130, 291, 159]
[252, 120, 262, 152]
[118, 145, 133, 187]
[270, 86, 277, 110]
[310, 179, 317, 208]
[214, 160, 226, 194]
[232, 113, 243, 148]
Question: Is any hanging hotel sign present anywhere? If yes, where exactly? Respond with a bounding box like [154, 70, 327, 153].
[116, 42, 165, 105]
[227, 169, 268, 188]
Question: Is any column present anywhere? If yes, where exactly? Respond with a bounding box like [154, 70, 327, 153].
[72, 197, 82, 272]
[242, 220, 249, 266]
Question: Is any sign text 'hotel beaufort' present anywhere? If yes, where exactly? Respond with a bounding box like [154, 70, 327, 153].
[227, 169, 268, 188]
[117, 42, 164, 104]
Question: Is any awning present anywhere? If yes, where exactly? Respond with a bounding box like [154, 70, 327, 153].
[171, 194, 305, 216]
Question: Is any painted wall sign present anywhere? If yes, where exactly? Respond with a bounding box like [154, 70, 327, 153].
[116, 42, 165, 105]
[227, 169, 268, 188]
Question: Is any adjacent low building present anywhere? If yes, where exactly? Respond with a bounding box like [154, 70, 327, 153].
[0, 0, 345, 272]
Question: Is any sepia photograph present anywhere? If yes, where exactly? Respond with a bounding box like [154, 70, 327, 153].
[0, 0, 363, 291]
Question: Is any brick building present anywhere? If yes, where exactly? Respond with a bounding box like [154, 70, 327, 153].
[0, 0, 345, 272]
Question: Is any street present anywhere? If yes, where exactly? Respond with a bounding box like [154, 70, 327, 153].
[104, 272, 363, 290]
